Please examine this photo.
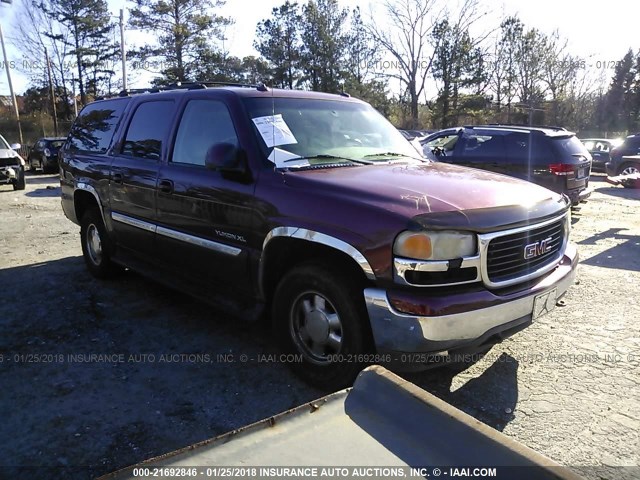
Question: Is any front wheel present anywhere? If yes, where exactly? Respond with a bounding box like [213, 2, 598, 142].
[80, 207, 119, 278]
[12, 167, 25, 190]
[272, 263, 372, 390]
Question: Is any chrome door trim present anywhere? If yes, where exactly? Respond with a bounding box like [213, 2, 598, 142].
[156, 226, 242, 256]
[112, 211, 156, 233]
[111, 211, 242, 257]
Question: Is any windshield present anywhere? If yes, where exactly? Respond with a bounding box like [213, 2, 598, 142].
[0, 135, 10, 150]
[49, 140, 65, 149]
[242, 97, 422, 168]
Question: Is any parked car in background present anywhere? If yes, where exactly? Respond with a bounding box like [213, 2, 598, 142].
[28, 137, 67, 173]
[0, 134, 25, 190]
[606, 134, 640, 176]
[580, 138, 616, 172]
[422, 125, 592, 205]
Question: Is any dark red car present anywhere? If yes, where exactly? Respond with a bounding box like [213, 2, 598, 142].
[60, 84, 578, 388]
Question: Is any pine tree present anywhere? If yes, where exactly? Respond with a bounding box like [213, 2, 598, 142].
[254, 1, 301, 89]
[128, 0, 231, 83]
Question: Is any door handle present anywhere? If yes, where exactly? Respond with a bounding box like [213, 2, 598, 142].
[159, 179, 174, 194]
[112, 173, 123, 184]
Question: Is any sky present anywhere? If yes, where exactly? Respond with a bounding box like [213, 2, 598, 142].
[0, 0, 639, 96]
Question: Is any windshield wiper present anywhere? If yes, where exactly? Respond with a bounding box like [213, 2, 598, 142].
[284, 154, 375, 165]
[363, 152, 427, 162]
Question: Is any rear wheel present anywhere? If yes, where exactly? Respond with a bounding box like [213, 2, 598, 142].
[272, 263, 372, 390]
[619, 162, 640, 176]
[80, 207, 119, 278]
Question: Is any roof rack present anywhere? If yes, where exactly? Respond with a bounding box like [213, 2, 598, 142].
[117, 81, 270, 97]
[469, 123, 568, 131]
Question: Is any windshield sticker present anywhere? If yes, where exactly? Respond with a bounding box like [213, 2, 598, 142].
[267, 148, 310, 168]
[252, 114, 298, 147]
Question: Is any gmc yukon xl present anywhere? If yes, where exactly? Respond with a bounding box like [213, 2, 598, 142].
[60, 83, 578, 388]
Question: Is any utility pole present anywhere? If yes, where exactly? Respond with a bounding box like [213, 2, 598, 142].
[0, 23, 23, 144]
[119, 9, 127, 90]
[45, 47, 59, 136]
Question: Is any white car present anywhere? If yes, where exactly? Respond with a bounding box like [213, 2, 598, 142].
[0, 134, 25, 190]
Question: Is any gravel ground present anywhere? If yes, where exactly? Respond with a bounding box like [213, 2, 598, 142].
[0, 171, 638, 479]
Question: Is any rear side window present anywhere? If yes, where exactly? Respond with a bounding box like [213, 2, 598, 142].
[624, 136, 640, 148]
[67, 99, 129, 153]
[460, 132, 505, 158]
[172, 99, 238, 166]
[121, 101, 175, 160]
[550, 136, 589, 158]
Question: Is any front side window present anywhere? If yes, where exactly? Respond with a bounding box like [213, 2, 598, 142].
[172, 100, 238, 167]
[425, 134, 459, 156]
[67, 98, 129, 153]
[242, 97, 421, 167]
[121, 101, 174, 160]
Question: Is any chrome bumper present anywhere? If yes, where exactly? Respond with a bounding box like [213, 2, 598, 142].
[364, 243, 578, 355]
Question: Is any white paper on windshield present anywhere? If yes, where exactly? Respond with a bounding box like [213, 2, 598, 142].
[252, 114, 298, 147]
[267, 148, 310, 168]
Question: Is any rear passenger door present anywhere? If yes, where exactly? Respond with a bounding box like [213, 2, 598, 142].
[155, 98, 255, 296]
[109, 100, 176, 261]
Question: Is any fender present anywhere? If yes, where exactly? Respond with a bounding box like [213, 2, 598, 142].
[259, 226, 376, 298]
[75, 182, 106, 224]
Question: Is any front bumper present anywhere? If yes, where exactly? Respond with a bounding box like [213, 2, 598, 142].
[364, 243, 578, 360]
[0, 166, 18, 183]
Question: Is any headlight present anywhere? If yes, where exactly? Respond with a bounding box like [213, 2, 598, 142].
[44, 148, 51, 157]
[394, 230, 477, 260]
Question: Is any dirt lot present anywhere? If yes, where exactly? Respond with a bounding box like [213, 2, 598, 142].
[0, 171, 638, 479]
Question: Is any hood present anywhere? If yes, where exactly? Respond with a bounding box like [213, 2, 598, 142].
[283, 162, 568, 232]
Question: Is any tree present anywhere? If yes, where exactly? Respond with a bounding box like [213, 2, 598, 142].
[299, 0, 349, 92]
[603, 50, 635, 132]
[13, 0, 74, 118]
[368, 0, 440, 127]
[254, 1, 301, 89]
[128, 0, 231, 83]
[490, 16, 522, 121]
[42, 0, 118, 104]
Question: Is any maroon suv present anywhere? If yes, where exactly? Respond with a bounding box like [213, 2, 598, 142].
[60, 84, 578, 388]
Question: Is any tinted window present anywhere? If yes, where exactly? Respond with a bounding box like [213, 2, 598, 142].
[550, 136, 589, 158]
[0, 135, 9, 149]
[49, 140, 65, 149]
[172, 100, 238, 166]
[460, 132, 505, 158]
[120, 101, 174, 160]
[425, 134, 459, 153]
[625, 136, 640, 148]
[68, 98, 129, 153]
[504, 132, 532, 162]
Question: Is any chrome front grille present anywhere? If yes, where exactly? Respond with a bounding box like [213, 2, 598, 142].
[484, 217, 566, 286]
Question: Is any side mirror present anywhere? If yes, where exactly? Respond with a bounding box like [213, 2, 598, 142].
[10, 143, 21, 150]
[205, 143, 245, 172]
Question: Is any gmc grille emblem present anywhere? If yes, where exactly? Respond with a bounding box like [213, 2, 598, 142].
[524, 236, 553, 259]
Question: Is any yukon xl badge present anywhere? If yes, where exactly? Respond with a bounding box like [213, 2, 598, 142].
[524, 236, 553, 260]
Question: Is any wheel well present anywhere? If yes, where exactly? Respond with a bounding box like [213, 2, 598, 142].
[261, 237, 371, 305]
[74, 190, 100, 223]
[619, 161, 640, 174]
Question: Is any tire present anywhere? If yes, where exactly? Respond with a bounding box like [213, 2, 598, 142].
[272, 263, 372, 390]
[618, 162, 640, 177]
[12, 167, 25, 190]
[80, 207, 119, 279]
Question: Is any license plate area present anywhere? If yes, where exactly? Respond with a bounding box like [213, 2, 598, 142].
[532, 288, 557, 320]
[577, 168, 586, 178]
